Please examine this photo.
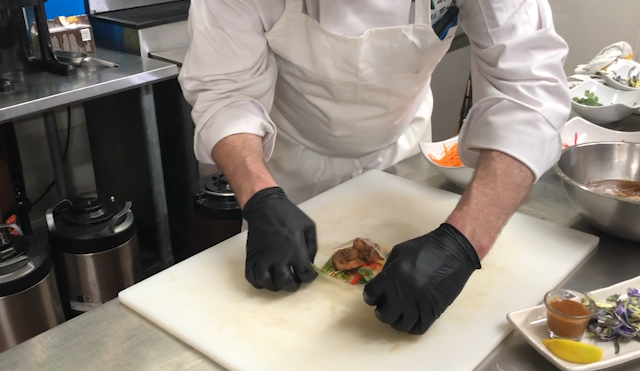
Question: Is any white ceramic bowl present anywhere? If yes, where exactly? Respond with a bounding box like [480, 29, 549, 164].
[419, 136, 474, 188]
[603, 61, 640, 91]
[570, 80, 640, 125]
[561, 116, 640, 147]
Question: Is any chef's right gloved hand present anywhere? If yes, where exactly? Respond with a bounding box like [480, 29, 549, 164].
[242, 187, 318, 292]
[363, 223, 481, 334]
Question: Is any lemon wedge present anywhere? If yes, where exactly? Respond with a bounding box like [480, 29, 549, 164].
[542, 339, 603, 364]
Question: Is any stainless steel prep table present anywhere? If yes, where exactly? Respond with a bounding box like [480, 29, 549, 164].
[1, 115, 640, 370]
[0, 48, 179, 267]
[0, 49, 177, 123]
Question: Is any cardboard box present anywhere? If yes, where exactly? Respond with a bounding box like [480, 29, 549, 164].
[32, 14, 96, 55]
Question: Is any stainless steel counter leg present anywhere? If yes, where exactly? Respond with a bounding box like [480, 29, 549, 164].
[139, 84, 174, 267]
[43, 111, 68, 199]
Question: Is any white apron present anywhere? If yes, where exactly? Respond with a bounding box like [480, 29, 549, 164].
[264, 0, 458, 204]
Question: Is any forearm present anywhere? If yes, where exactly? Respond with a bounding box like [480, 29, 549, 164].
[446, 150, 534, 259]
[211, 133, 277, 208]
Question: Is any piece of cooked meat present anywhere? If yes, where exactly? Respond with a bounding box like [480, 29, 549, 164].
[352, 238, 371, 254]
[365, 248, 383, 264]
[352, 238, 384, 263]
[331, 248, 363, 271]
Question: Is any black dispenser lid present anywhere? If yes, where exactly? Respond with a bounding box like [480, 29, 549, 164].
[194, 173, 242, 221]
[47, 197, 137, 254]
[0, 224, 53, 297]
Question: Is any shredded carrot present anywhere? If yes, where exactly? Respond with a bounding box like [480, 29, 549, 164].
[428, 143, 462, 167]
[562, 132, 579, 148]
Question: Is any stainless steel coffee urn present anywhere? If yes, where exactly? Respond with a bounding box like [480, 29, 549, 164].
[47, 197, 140, 319]
[193, 173, 242, 254]
[0, 223, 64, 353]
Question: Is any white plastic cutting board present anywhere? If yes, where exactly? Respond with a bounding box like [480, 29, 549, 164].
[120, 170, 599, 371]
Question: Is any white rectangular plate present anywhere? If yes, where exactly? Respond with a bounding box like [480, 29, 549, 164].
[507, 275, 640, 371]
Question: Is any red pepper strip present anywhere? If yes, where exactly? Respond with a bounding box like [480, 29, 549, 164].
[574, 132, 578, 145]
[349, 273, 362, 285]
[5, 215, 17, 236]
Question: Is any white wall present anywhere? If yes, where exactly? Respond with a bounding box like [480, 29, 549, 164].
[549, 0, 640, 76]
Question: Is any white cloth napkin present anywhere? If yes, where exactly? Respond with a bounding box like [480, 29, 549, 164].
[575, 41, 634, 75]
[568, 41, 637, 88]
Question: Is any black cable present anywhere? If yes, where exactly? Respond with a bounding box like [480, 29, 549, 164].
[457, 73, 473, 134]
[31, 106, 72, 208]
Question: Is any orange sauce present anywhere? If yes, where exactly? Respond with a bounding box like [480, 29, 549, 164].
[547, 299, 592, 339]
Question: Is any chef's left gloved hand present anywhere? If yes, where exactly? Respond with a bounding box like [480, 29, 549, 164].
[363, 223, 481, 335]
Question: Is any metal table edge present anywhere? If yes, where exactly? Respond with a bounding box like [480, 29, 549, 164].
[0, 64, 179, 125]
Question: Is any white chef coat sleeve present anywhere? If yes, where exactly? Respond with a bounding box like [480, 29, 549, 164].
[178, 0, 278, 165]
[457, 0, 571, 181]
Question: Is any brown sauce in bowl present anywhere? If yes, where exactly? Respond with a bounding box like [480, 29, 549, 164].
[585, 179, 640, 201]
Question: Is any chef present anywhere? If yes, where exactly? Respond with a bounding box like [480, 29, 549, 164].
[179, 0, 570, 335]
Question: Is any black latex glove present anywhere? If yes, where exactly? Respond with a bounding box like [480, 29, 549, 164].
[363, 223, 481, 334]
[242, 187, 318, 292]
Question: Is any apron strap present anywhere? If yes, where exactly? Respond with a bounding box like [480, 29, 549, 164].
[285, 0, 304, 12]
[414, 0, 431, 25]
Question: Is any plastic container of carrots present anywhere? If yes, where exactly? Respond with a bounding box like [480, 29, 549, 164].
[419, 136, 475, 188]
[428, 142, 462, 167]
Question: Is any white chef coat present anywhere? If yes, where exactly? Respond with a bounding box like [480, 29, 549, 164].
[179, 0, 570, 184]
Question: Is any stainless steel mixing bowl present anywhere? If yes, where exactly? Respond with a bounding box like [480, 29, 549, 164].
[553, 141, 640, 241]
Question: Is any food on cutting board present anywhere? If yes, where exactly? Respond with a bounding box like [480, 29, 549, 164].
[585, 179, 640, 202]
[428, 142, 463, 167]
[541, 339, 603, 364]
[582, 288, 640, 354]
[572, 90, 603, 107]
[313, 238, 386, 285]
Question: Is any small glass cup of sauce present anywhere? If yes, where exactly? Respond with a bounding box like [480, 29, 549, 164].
[544, 289, 596, 341]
